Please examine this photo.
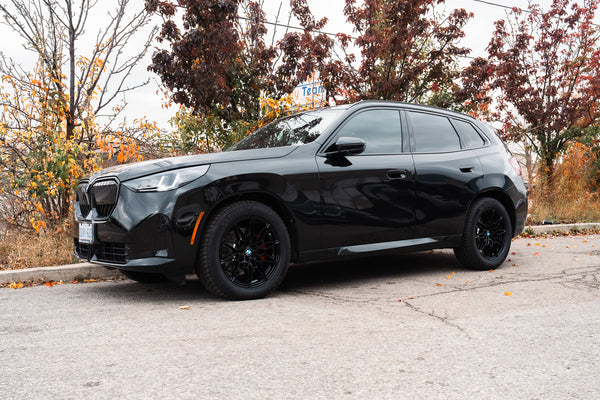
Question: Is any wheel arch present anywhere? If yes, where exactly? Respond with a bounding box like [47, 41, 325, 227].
[198, 191, 300, 262]
[470, 188, 517, 237]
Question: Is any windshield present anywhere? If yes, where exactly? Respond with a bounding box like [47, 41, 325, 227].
[228, 108, 343, 151]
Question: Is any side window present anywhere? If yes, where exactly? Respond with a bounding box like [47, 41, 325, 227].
[409, 111, 460, 153]
[452, 118, 486, 149]
[333, 109, 402, 154]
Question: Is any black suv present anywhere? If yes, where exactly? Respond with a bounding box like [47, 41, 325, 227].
[74, 101, 527, 299]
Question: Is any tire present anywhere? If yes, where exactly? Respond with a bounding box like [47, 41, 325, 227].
[197, 201, 291, 300]
[120, 270, 168, 283]
[454, 197, 512, 270]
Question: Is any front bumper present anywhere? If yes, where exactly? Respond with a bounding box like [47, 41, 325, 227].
[73, 177, 212, 279]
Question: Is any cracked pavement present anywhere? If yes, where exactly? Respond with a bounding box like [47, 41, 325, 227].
[1, 235, 599, 399]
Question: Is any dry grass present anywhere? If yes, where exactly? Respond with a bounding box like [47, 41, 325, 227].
[528, 190, 600, 224]
[0, 228, 76, 271]
[528, 143, 600, 224]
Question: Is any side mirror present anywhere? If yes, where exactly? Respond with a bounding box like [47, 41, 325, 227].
[325, 137, 366, 156]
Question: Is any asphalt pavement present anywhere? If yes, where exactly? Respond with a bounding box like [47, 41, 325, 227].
[1, 232, 599, 399]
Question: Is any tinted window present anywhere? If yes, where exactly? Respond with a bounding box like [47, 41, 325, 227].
[452, 119, 485, 149]
[409, 111, 460, 153]
[229, 109, 342, 151]
[334, 109, 402, 154]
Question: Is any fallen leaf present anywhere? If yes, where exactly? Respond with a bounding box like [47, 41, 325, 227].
[583, 240, 588, 243]
[504, 291, 512, 296]
[407, 296, 415, 299]
[178, 305, 190, 310]
[535, 243, 541, 246]
[512, 263, 519, 266]
[534, 252, 540, 256]
[451, 272, 455, 275]
[9, 282, 24, 289]
[446, 275, 451, 279]
[465, 280, 469, 283]
[573, 258, 579, 261]
[397, 299, 402, 302]
[436, 283, 442, 287]
[489, 269, 495, 272]
[511, 252, 516, 255]
[44, 281, 56, 287]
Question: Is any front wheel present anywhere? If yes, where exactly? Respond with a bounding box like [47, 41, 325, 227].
[197, 201, 291, 300]
[454, 197, 512, 270]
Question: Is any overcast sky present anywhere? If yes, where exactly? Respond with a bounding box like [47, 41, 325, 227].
[0, 0, 596, 130]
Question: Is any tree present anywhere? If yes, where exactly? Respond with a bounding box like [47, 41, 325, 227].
[459, 0, 600, 177]
[0, 0, 156, 144]
[320, 0, 472, 107]
[0, 0, 158, 228]
[146, 0, 332, 127]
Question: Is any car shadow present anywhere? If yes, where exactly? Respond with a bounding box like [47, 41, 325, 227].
[86, 250, 461, 302]
[281, 250, 460, 292]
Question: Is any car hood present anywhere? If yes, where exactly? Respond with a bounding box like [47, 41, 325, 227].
[87, 147, 297, 183]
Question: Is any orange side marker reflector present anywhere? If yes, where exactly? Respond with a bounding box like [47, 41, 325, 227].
[190, 211, 205, 245]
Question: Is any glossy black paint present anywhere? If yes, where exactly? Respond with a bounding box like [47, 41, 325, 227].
[73, 101, 528, 282]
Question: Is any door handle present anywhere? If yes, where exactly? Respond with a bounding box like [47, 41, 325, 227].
[387, 169, 410, 180]
[459, 166, 474, 173]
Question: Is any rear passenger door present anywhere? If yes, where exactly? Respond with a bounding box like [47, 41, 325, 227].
[406, 110, 486, 239]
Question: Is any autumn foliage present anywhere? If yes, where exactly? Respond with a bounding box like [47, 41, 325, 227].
[460, 0, 600, 178]
[324, 0, 472, 106]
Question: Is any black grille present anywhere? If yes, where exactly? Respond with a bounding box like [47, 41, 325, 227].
[75, 238, 128, 264]
[97, 242, 128, 264]
[74, 238, 92, 260]
[91, 179, 118, 219]
[76, 181, 91, 217]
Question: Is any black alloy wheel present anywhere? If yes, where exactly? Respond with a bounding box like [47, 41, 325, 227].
[198, 201, 291, 300]
[475, 208, 507, 259]
[219, 217, 280, 288]
[454, 197, 512, 270]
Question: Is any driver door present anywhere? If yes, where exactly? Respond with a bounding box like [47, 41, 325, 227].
[316, 108, 416, 250]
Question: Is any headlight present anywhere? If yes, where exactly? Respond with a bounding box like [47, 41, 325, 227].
[123, 165, 210, 192]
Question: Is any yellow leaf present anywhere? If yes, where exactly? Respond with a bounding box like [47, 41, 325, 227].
[504, 291, 512, 296]
[179, 305, 190, 310]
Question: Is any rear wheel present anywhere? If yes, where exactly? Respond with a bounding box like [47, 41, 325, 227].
[120, 270, 167, 283]
[197, 201, 291, 300]
[454, 197, 512, 270]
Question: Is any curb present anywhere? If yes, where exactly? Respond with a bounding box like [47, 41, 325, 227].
[2, 223, 599, 285]
[525, 222, 600, 234]
[0, 263, 123, 285]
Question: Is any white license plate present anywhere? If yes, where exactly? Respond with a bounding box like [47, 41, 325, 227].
[79, 222, 94, 244]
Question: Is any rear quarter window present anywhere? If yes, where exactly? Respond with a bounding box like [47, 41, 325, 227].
[408, 111, 460, 153]
[451, 119, 486, 149]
